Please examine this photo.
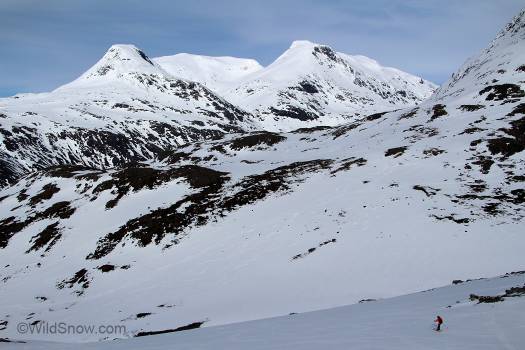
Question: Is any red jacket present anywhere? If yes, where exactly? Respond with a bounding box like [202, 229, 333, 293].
[435, 316, 443, 324]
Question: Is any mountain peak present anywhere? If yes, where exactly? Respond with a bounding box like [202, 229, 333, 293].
[58, 44, 167, 89]
[287, 40, 336, 57]
[88, 44, 160, 75]
[103, 44, 155, 66]
[289, 40, 318, 49]
[270, 40, 337, 67]
[502, 8, 525, 36]
[488, 8, 525, 45]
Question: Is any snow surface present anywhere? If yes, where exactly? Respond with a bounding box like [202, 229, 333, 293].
[0, 75, 523, 341]
[3, 273, 525, 349]
[154, 53, 263, 93]
[0, 7, 524, 348]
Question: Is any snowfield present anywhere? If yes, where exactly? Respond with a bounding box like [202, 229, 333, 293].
[0, 6, 524, 349]
[153, 53, 263, 93]
[2, 272, 525, 349]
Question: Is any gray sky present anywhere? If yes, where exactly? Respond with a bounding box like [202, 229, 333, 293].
[0, 0, 523, 97]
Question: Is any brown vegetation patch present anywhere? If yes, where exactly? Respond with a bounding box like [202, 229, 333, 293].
[291, 125, 333, 134]
[459, 104, 484, 112]
[228, 132, 286, 151]
[506, 103, 525, 117]
[398, 108, 418, 120]
[423, 148, 445, 157]
[57, 268, 91, 295]
[1, 201, 74, 250]
[97, 264, 116, 273]
[431, 215, 469, 224]
[330, 122, 362, 139]
[385, 146, 407, 158]
[330, 157, 367, 175]
[413, 185, 440, 197]
[0, 216, 28, 248]
[365, 111, 388, 121]
[479, 84, 525, 101]
[29, 183, 59, 206]
[469, 294, 503, 303]
[487, 116, 524, 157]
[26, 222, 61, 253]
[45, 165, 101, 181]
[472, 156, 494, 174]
[429, 104, 448, 122]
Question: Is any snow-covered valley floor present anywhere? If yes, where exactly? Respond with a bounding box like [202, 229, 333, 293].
[4, 272, 524, 349]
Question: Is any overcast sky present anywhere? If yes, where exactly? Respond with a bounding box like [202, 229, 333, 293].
[0, 0, 523, 97]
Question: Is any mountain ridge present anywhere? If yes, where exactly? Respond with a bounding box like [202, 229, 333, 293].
[223, 40, 436, 130]
[153, 52, 263, 93]
[0, 40, 434, 186]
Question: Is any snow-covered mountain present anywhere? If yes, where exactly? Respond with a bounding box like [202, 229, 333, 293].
[154, 41, 436, 131]
[154, 53, 263, 93]
[223, 40, 436, 130]
[0, 44, 255, 187]
[0, 9, 524, 343]
[4, 272, 524, 349]
[0, 42, 434, 186]
[434, 8, 525, 102]
[58, 44, 172, 88]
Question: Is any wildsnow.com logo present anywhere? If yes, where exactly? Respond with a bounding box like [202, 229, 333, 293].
[17, 321, 127, 335]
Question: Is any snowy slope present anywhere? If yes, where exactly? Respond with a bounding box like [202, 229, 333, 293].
[2, 272, 525, 348]
[1, 98, 523, 341]
[154, 53, 263, 93]
[434, 9, 525, 102]
[224, 40, 437, 130]
[0, 8, 524, 346]
[1, 8, 524, 340]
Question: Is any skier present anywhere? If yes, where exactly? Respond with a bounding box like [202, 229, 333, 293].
[434, 315, 443, 331]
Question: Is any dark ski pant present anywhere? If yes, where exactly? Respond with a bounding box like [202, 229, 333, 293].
[436, 323, 441, 331]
